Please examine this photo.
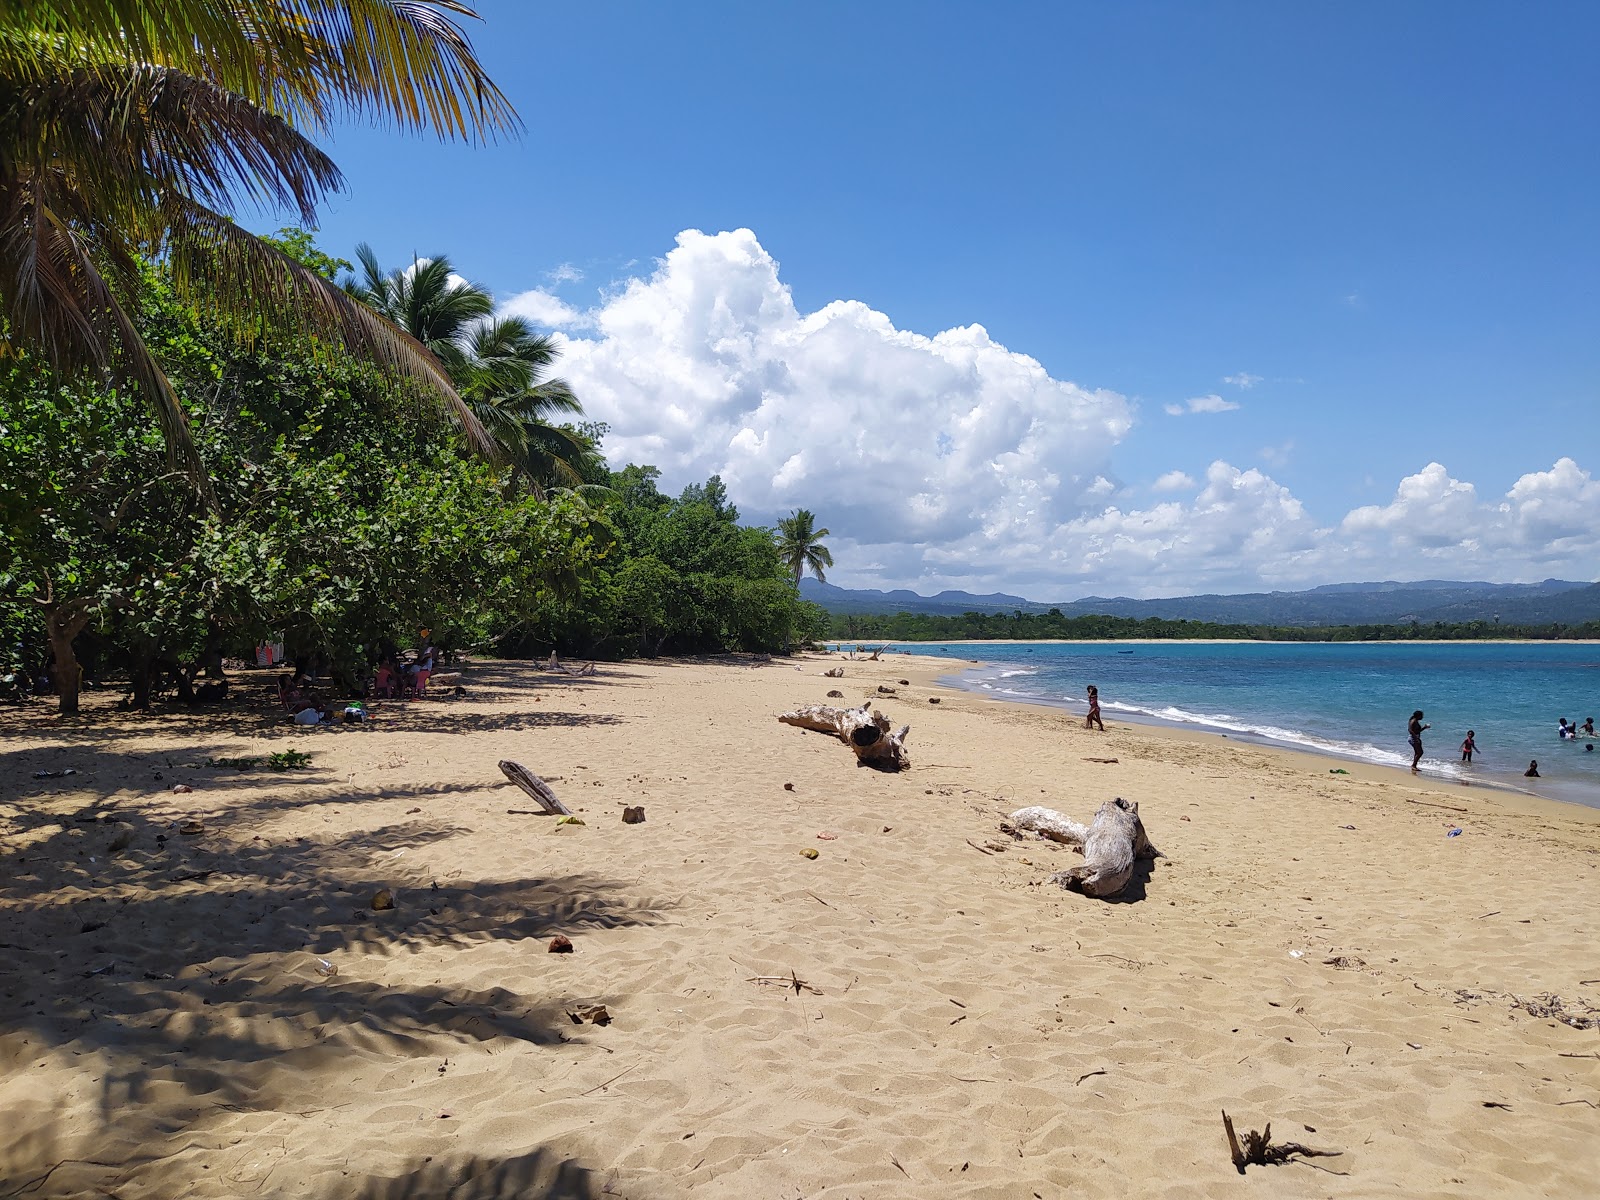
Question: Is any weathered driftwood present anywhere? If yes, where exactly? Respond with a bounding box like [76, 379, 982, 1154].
[544, 653, 596, 677]
[1008, 798, 1159, 898]
[1222, 1111, 1343, 1174]
[1008, 805, 1090, 845]
[822, 666, 844, 678]
[778, 701, 911, 770]
[498, 760, 572, 815]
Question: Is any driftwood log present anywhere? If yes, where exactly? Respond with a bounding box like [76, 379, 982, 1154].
[778, 701, 911, 770]
[498, 760, 572, 815]
[544, 653, 596, 677]
[1008, 798, 1159, 898]
[822, 666, 844, 678]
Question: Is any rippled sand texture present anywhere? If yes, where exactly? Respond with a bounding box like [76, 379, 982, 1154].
[2, 654, 1598, 1199]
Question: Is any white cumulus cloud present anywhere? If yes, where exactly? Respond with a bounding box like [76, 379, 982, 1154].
[549, 228, 1134, 547]
[514, 228, 1597, 598]
[500, 288, 582, 328]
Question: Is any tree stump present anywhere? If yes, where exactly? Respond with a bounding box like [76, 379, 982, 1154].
[778, 701, 911, 770]
[498, 761, 572, 814]
[1008, 798, 1159, 898]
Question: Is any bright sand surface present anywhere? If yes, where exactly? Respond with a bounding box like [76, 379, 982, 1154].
[3, 653, 1599, 1199]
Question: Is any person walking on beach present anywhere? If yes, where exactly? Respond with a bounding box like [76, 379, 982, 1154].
[1408, 710, 1430, 774]
[1085, 684, 1105, 731]
[1460, 730, 1477, 763]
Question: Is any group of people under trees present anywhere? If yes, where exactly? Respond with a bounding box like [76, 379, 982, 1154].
[277, 634, 440, 724]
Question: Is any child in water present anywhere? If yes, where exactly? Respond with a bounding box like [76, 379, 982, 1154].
[1460, 730, 1477, 763]
[1085, 684, 1105, 732]
[1525, 760, 1540, 778]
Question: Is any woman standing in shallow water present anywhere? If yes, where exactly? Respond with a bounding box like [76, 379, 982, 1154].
[1408, 710, 1430, 774]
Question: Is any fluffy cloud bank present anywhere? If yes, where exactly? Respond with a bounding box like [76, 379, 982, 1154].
[549, 229, 1132, 548]
[521, 229, 1597, 597]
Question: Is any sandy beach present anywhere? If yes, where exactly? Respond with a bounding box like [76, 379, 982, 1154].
[3, 653, 1598, 1199]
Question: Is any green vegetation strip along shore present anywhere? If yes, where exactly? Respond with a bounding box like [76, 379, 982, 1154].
[828, 609, 1600, 642]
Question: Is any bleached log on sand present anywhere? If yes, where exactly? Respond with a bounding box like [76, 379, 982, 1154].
[1009, 798, 1159, 899]
[1008, 805, 1090, 846]
[778, 701, 911, 770]
[498, 761, 572, 815]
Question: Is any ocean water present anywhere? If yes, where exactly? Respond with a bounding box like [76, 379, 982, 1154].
[894, 641, 1600, 810]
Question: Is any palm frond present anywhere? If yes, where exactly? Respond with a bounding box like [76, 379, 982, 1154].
[0, 182, 205, 482]
[14, 2, 520, 140]
[7, 62, 343, 228]
[162, 200, 496, 459]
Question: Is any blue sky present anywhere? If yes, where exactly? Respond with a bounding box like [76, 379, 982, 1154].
[265, 2, 1598, 598]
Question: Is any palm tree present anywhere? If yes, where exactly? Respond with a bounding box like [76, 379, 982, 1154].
[775, 509, 833, 589]
[347, 248, 599, 493]
[0, 2, 519, 475]
[457, 318, 602, 493]
[344, 244, 493, 370]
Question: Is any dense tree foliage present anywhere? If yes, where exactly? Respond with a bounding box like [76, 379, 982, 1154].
[510, 467, 830, 659]
[1, 267, 604, 712]
[1, 245, 830, 714]
[828, 608, 1600, 643]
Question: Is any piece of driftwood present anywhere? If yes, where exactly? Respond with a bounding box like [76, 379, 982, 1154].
[498, 760, 572, 815]
[778, 701, 911, 770]
[1222, 1110, 1343, 1174]
[544, 652, 596, 677]
[1008, 798, 1159, 899]
[823, 666, 844, 677]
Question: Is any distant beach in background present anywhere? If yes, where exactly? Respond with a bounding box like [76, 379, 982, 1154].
[882, 641, 1600, 810]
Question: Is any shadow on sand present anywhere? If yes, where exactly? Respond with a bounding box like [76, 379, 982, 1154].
[0, 729, 658, 1197]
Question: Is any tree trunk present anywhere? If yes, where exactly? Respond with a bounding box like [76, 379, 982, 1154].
[1008, 798, 1159, 899]
[777, 701, 911, 770]
[43, 600, 94, 717]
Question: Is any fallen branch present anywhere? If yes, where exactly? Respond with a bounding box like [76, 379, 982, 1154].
[497, 761, 571, 815]
[1222, 1110, 1343, 1174]
[1407, 798, 1469, 813]
[746, 970, 822, 996]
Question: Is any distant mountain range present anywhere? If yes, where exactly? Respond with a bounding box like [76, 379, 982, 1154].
[799, 577, 1600, 627]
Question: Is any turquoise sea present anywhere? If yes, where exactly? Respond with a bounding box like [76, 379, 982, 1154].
[881, 641, 1600, 810]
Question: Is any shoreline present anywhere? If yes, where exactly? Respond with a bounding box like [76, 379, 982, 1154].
[861, 649, 1600, 822]
[4, 653, 1600, 1196]
[834, 637, 1600, 646]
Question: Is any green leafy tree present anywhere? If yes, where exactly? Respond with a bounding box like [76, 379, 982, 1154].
[0, 2, 518, 471]
[1, 265, 605, 713]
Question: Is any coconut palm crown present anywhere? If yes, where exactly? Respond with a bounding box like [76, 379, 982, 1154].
[0, 2, 520, 475]
[775, 509, 834, 588]
[346, 246, 600, 492]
